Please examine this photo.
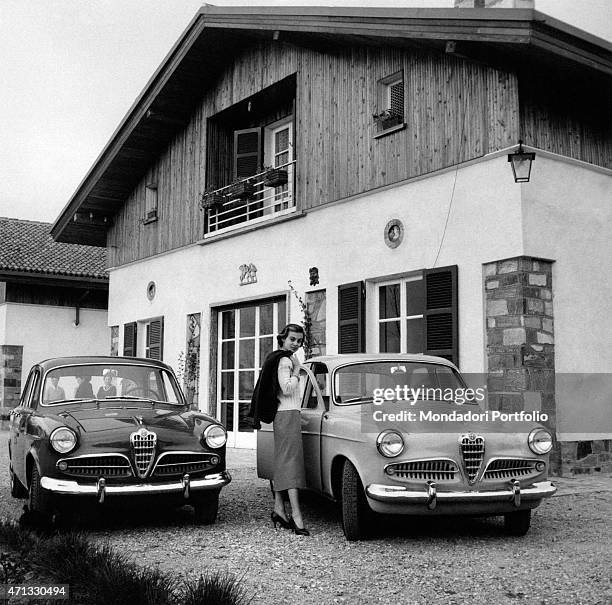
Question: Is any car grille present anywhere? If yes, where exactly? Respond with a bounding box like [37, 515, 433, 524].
[58, 455, 132, 478]
[130, 429, 157, 478]
[152, 453, 217, 478]
[483, 459, 539, 480]
[386, 459, 459, 481]
[460, 434, 485, 483]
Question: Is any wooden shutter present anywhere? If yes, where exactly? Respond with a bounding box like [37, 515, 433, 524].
[123, 322, 138, 357]
[338, 282, 365, 353]
[146, 318, 164, 361]
[423, 266, 458, 366]
[234, 128, 261, 179]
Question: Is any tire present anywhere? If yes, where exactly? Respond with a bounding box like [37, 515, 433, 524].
[341, 460, 373, 541]
[192, 491, 220, 525]
[28, 465, 53, 516]
[10, 465, 28, 499]
[504, 509, 531, 536]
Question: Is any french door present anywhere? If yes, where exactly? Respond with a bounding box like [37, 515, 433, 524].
[218, 298, 286, 448]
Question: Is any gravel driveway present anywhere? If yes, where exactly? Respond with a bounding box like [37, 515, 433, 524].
[1, 430, 611, 605]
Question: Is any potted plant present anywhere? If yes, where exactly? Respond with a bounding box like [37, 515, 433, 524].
[200, 187, 226, 211]
[372, 109, 403, 132]
[262, 165, 288, 188]
[226, 178, 255, 200]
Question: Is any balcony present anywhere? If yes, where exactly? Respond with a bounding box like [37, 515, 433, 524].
[202, 161, 296, 237]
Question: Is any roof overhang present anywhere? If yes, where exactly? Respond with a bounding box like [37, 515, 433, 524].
[51, 6, 612, 246]
[0, 269, 108, 289]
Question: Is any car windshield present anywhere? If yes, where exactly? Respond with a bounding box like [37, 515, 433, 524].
[333, 361, 470, 405]
[41, 364, 183, 406]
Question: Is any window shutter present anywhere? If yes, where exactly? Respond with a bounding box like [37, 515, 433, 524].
[123, 322, 138, 357]
[338, 282, 365, 353]
[146, 318, 164, 361]
[234, 128, 261, 179]
[423, 266, 458, 366]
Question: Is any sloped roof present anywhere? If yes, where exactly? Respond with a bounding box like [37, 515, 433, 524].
[0, 217, 107, 280]
[51, 5, 612, 246]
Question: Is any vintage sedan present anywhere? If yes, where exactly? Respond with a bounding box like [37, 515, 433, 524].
[8, 356, 231, 524]
[257, 354, 556, 540]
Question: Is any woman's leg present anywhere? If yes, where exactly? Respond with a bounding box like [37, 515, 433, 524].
[287, 488, 305, 529]
[273, 489, 288, 520]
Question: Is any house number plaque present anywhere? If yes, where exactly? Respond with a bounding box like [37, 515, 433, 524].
[239, 263, 258, 286]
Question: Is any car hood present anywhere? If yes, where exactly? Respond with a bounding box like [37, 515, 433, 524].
[53, 405, 213, 436]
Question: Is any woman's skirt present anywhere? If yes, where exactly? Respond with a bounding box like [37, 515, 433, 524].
[272, 409, 306, 491]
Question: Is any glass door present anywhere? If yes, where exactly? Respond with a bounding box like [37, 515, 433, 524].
[218, 299, 286, 448]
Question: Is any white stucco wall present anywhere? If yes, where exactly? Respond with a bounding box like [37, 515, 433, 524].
[1, 303, 109, 383]
[521, 155, 612, 439]
[108, 153, 526, 415]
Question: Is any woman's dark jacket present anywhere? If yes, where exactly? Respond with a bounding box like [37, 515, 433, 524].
[249, 350, 293, 429]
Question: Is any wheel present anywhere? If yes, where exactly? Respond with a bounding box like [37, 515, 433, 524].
[10, 465, 28, 499]
[504, 509, 531, 536]
[341, 460, 373, 541]
[28, 465, 53, 516]
[192, 491, 220, 525]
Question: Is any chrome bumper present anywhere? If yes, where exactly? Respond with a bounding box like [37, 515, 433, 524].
[41, 471, 231, 503]
[366, 480, 556, 509]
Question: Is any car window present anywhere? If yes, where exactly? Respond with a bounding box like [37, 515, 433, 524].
[41, 364, 184, 406]
[333, 361, 466, 405]
[18, 369, 36, 408]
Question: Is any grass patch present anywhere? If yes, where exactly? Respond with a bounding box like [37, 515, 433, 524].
[0, 518, 251, 604]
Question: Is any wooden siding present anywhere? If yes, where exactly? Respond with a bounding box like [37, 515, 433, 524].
[519, 71, 611, 168]
[107, 40, 526, 266]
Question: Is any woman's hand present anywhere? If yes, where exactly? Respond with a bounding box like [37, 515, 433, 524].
[290, 354, 302, 374]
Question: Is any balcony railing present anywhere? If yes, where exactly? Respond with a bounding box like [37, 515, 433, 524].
[203, 161, 296, 237]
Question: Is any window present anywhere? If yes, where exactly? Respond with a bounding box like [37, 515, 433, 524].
[144, 184, 158, 223]
[110, 326, 119, 356]
[374, 71, 405, 135]
[342, 266, 458, 365]
[378, 275, 424, 354]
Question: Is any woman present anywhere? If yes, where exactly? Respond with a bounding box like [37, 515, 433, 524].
[96, 369, 117, 399]
[251, 323, 309, 536]
[75, 375, 94, 398]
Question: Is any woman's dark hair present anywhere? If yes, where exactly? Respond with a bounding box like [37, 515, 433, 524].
[277, 323, 305, 348]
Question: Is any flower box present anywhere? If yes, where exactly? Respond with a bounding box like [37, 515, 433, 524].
[263, 168, 288, 188]
[200, 191, 226, 211]
[373, 110, 403, 133]
[226, 180, 255, 200]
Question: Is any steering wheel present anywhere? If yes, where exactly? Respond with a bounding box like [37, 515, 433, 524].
[123, 386, 161, 400]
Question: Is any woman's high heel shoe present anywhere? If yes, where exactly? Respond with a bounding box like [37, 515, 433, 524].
[290, 518, 310, 536]
[271, 511, 292, 530]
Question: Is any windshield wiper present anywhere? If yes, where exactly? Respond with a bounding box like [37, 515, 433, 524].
[45, 398, 98, 406]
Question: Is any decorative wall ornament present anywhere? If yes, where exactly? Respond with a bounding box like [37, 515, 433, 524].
[146, 281, 156, 300]
[309, 266, 319, 286]
[384, 219, 404, 249]
[239, 263, 258, 286]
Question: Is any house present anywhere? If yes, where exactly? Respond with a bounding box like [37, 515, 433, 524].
[51, 4, 611, 473]
[0, 217, 109, 411]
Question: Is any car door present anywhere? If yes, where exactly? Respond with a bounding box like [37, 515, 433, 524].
[300, 363, 327, 493]
[10, 367, 38, 482]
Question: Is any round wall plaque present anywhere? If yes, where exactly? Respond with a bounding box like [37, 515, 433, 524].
[146, 281, 156, 301]
[384, 219, 404, 249]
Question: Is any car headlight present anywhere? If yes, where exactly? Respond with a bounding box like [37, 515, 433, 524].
[203, 424, 227, 449]
[528, 428, 553, 455]
[376, 429, 404, 458]
[50, 427, 77, 454]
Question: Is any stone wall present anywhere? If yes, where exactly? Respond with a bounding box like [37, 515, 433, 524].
[0, 344, 23, 413]
[560, 440, 612, 475]
[483, 257, 559, 468]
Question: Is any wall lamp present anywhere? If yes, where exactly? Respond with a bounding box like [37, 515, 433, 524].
[508, 140, 536, 183]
